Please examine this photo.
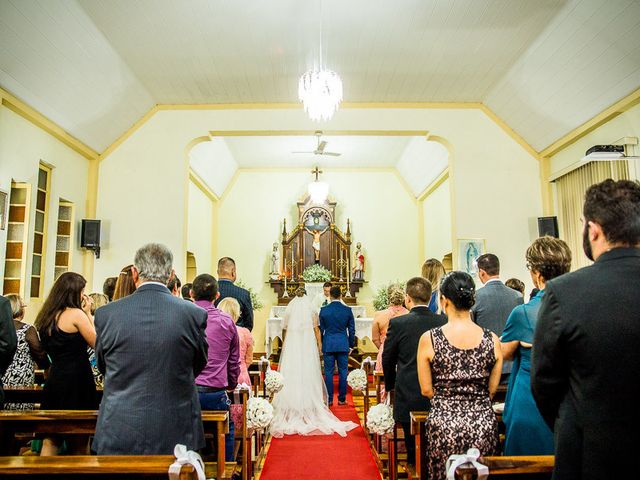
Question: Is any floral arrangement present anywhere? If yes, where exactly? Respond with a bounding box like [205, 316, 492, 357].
[366, 403, 395, 435]
[265, 369, 284, 395]
[373, 281, 406, 311]
[347, 368, 368, 392]
[302, 264, 332, 283]
[246, 396, 274, 432]
[236, 280, 264, 310]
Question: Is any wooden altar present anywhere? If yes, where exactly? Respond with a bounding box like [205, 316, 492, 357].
[269, 195, 364, 304]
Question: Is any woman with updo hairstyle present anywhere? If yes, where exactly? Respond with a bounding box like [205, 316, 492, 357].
[372, 286, 408, 372]
[500, 236, 571, 456]
[417, 271, 502, 479]
[112, 264, 136, 300]
[421, 258, 446, 313]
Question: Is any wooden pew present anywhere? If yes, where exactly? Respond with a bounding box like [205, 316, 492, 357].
[0, 455, 199, 479]
[455, 456, 554, 479]
[0, 410, 229, 480]
[409, 411, 428, 480]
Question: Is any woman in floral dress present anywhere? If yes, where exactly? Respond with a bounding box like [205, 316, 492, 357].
[417, 272, 503, 479]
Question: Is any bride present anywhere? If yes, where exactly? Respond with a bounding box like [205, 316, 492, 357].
[269, 287, 358, 438]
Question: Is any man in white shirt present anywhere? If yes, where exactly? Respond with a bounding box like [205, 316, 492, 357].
[312, 282, 333, 313]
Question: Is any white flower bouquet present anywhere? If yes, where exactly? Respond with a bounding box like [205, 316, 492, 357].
[265, 369, 284, 395]
[302, 264, 332, 282]
[366, 403, 395, 435]
[347, 368, 368, 392]
[246, 397, 274, 432]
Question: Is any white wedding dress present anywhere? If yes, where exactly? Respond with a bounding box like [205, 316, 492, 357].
[269, 294, 358, 438]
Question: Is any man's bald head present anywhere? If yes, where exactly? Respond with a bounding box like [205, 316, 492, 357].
[217, 257, 237, 281]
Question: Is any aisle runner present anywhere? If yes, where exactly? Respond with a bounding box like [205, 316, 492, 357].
[259, 384, 380, 480]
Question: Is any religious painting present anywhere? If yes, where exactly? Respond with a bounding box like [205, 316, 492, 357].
[0, 189, 7, 230]
[457, 239, 485, 277]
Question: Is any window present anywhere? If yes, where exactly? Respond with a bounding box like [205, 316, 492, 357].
[30, 165, 51, 298]
[3, 182, 31, 296]
[54, 200, 74, 281]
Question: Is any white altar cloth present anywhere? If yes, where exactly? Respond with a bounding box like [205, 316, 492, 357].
[265, 315, 373, 354]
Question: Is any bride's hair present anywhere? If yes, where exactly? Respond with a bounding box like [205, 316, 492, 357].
[294, 286, 306, 297]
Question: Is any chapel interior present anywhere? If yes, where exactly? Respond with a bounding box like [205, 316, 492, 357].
[0, 0, 639, 477]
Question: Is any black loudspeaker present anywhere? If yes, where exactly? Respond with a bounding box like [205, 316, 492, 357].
[81, 219, 101, 257]
[538, 216, 559, 238]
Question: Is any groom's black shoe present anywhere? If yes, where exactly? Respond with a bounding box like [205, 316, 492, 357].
[338, 400, 347, 406]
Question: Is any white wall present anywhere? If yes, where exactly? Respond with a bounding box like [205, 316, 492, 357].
[187, 180, 214, 277]
[422, 178, 452, 262]
[549, 103, 640, 179]
[396, 138, 449, 196]
[0, 105, 90, 323]
[217, 169, 419, 348]
[93, 106, 542, 343]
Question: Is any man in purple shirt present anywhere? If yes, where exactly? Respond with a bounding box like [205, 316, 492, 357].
[192, 273, 240, 461]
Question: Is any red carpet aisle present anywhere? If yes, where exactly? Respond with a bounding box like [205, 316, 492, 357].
[259, 385, 381, 480]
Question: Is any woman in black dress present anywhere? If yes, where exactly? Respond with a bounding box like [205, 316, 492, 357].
[417, 272, 503, 479]
[34, 272, 97, 455]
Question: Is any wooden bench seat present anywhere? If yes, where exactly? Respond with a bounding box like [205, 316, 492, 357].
[0, 410, 229, 480]
[0, 455, 197, 479]
[0, 455, 238, 479]
[455, 456, 554, 479]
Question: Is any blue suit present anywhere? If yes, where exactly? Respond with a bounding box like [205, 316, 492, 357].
[319, 300, 355, 404]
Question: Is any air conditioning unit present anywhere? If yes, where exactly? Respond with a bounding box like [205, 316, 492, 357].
[582, 139, 639, 161]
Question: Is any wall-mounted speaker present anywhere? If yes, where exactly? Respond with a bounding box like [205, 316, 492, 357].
[537, 216, 559, 238]
[81, 219, 101, 257]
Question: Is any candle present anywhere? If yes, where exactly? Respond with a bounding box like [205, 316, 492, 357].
[291, 247, 294, 280]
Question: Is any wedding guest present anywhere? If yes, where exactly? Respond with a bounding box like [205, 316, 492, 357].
[372, 287, 407, 372]
[505, 278, 525, 297]
[2, 294, 49, 410]
[383, 277, 446, 466]
[87, 293, 109, 388]
[417, 271, 502, 479]
[0, 295, 17, 408]
[219, 297, 253, 428]
[471, 254, 523, 335]
[215, 257, 253, 331]
[93, 244, 208, 455]
[88, 293, 109, 314]
[501, 236, 571, 455]
[193, 274, 240, 461]
[102, 277, 117, 302]
[181, 283, 193, 302]
[167, 274, 181, 297]
[35, 272, 98, 455]
[112, 264, 136, 300]
[532, 179, 640, 479]
[422, 258, 446, 313]
[218, 297, 252, 386]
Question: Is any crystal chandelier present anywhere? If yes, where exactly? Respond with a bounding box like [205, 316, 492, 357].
[298, 1, 343, 122]
[299, 69, 343, 122]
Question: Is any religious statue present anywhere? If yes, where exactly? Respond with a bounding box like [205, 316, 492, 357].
[304, 226, 329, 264]
[352, 242, 365, 280]
[270, 243, 280, 279]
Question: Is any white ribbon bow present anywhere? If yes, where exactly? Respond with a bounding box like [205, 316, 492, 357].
[234, 382, 252, 403]
[446, 448, 489, 480]
[168, 444, 206, 480]
[258, 355, 270, 370]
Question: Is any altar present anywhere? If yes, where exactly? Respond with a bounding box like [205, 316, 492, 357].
[265, 183, 372, 354]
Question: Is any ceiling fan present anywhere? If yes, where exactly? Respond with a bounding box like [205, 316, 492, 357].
[292, 131, 341, 156]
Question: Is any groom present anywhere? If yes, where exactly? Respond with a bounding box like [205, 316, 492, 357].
[319, 286, 355, 406]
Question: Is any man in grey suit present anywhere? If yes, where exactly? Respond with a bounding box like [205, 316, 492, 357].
[93, 243, 208, 454]
[471, 253, 523, 336]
